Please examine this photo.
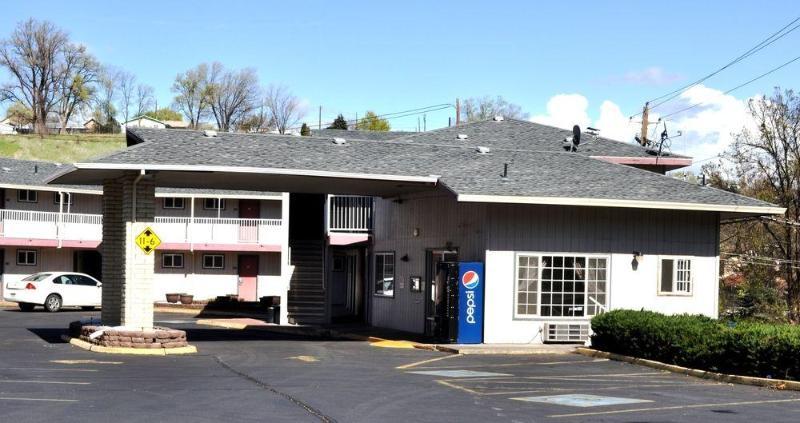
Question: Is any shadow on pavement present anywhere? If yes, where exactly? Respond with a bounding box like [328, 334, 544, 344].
[27, 328, 69, 343]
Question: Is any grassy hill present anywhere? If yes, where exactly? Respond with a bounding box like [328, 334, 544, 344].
[0, 133, 126, 163]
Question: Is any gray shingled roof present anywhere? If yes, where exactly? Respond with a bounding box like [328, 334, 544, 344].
[0, 157, 277, 197]
[75, 127, 778, 212]
[311, 129, 415, 141]
[392, 118, 690, 159]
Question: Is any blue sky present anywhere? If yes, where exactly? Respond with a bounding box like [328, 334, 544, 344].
[2, 1, 799, 159]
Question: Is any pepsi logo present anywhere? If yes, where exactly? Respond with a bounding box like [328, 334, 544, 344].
[461, 270, 480, 289]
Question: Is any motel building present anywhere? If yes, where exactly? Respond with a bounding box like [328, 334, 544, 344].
[33, 118, 783, 345]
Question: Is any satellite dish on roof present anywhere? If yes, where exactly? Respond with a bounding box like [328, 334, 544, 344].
[572, 125, 581, 146]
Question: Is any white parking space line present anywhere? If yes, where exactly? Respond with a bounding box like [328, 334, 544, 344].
[512, 393, 652, 407]
[0, 380, 90, 385]
[0, 368, 98, 372]
[0, 397, 78, 403]
[413, 358, 610, 370]
[548, 398, 800, 418]
[409, 370, 512, 378]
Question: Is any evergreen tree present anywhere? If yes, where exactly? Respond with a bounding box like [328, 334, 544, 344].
[327, 114, 348, 130]
[300, 122, 311, 136]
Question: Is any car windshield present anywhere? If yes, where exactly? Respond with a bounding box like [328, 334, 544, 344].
[22, 273, 52, 282]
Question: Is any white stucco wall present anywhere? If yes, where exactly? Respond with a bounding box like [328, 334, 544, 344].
[483, 250, 719, 344]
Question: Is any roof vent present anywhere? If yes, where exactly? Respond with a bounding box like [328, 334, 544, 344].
[1, 167, 10, 173]
[493, 115, 504, 121]
[332, 137, 347, 145]
[456, 133, 468, 140]
[203, 130, 217, 138]
[476, 146, 491, 154]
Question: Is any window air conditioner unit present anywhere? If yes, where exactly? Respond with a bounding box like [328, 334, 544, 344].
[543, 323, 590, 343]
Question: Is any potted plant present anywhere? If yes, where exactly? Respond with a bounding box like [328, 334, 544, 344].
[179, 293, 194, 304]
[165, 293, 180, 303]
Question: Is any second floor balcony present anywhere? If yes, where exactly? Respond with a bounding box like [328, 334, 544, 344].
[0, 209, 103, 247]
[326, 195, 373, 245]
[153, 216, 285, 251]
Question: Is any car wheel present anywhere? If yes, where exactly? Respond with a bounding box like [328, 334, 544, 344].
[18, 303, 35, 312]
[44, 294, 62, 313]
[81, 306, 95, 311]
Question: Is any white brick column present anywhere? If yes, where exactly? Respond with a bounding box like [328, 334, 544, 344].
[101, 172, 156, 329]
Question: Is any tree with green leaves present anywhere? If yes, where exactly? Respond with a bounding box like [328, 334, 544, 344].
[327, 114, 348, 130]
[300, 122, 310, 136]
[5, 102, 33, 127]
[356, 111, 390, 131]
[145, 108, 183, 122]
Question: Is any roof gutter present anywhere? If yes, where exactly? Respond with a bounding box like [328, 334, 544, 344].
[456, 193, 786, 215]
[63, 162, 441, 185]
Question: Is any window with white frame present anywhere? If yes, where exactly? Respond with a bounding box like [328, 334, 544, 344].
[16, 249, 37, 266]
[374, 252, 395, 297]
[17, 190, 37, 203]
[203, 198, 226, 210]
[203, 254, 225, 269]
[53, 192, 73, 206]
[163, 197, 185, 209]
[162, 253, 184, 268]
[659, 258, 692, 295]
[514, 254, 608, 318]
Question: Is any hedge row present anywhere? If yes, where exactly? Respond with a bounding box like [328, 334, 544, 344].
[590, 309, 800, 381]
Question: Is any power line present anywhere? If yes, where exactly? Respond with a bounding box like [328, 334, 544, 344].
[629, 15, 800, 118]
[660, 54, 800, 120]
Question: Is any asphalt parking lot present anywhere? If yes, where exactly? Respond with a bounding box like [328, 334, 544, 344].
[2, 307, 800, 422]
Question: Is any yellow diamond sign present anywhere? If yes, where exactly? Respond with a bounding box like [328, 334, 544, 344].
[135, 226, 161, 255]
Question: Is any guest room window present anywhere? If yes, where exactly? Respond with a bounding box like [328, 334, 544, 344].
[163, 197, 185, 209]
[659, 258, 692, 295]
[203, 254, 225, 269]
[162, 253, 184, 269]
[53, 192, 73, 206]
[203, 198, 226, 210]
[514, 254, 608, 318]
[374, 252, 395, 297]
[16, 249, 37, 266]
[17, 190, 37, 203]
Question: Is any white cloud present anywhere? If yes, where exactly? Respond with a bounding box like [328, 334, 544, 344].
[620, 67, 683, 86]
[530, 86, 756, 171]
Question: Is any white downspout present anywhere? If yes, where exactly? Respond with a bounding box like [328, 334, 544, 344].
[131, 169, 145, 223]
[189, 196, 195, 252]
[57, 191, 64, 248]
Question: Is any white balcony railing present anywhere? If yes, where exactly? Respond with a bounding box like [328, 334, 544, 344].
[0, 209, 103, 242]
[153, 217, 284, 245]
[327, 195, 374, 233]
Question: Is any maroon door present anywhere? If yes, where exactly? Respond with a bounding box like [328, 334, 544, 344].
[239, 200, 261, 242]
[238, 255, 259, 301]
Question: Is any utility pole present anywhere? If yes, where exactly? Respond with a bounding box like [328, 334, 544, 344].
[423, 114, 427, 132]
[639, 102, 650, 146]
[455, 98, 460, 126]
[318, 106, 322, 130]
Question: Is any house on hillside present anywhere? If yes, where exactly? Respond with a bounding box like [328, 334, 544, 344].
[0, 118, 15, 135]
[49, 118, 784, 344]
[121, 116, 189, 134]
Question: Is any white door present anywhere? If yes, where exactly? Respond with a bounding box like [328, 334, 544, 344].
[72, 275, 101, 306]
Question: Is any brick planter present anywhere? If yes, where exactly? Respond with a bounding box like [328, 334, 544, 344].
[69, 321, 188, 349]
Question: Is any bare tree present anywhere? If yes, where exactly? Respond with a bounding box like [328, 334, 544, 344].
[727, 88, 800, 321]
[461, 95, 528, 122]
[93, 66, 120, 130]
[135, 83, 155, 117]
[172, 63, 211, 129]
[207, 64, 260, 131]
[116, 70, 136, 123]
[264, 84, 305, 134]
[53, 43, 99, 134]
[0, 19, 69, 135]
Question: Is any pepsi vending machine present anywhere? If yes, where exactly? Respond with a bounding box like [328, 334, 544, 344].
[435, 261, 485, 344]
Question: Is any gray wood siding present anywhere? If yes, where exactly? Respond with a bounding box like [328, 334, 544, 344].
[371, 190, 720, 333]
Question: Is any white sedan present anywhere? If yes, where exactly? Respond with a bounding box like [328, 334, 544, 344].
[3, 272, 102, 312]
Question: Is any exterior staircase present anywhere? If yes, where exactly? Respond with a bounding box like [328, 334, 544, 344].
[287, 240, 327, 324]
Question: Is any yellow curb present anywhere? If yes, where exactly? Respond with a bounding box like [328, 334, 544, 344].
[196, 319, 248, 330]
[575, 347, 800, 391]
[370, 339, 417, 349]
[68, 337, 197, 356]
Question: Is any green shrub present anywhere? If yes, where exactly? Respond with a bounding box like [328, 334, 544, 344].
[591, 309, 800, 380]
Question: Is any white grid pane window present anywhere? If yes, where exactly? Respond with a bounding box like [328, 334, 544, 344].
[586, 258, 608, 316]
[540, 256, 587, 317]
[163, 197, 185, 209]
[660, 258, 693, 295]
[17, 190, 37, 203]
[162, 253, 184, 268]
[374, 252, 394, 297]
[53, 193, 73, 206]
[515, 255, 539, 316]
[203, 254, 224, 269]
[676, 259, 692, 293]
